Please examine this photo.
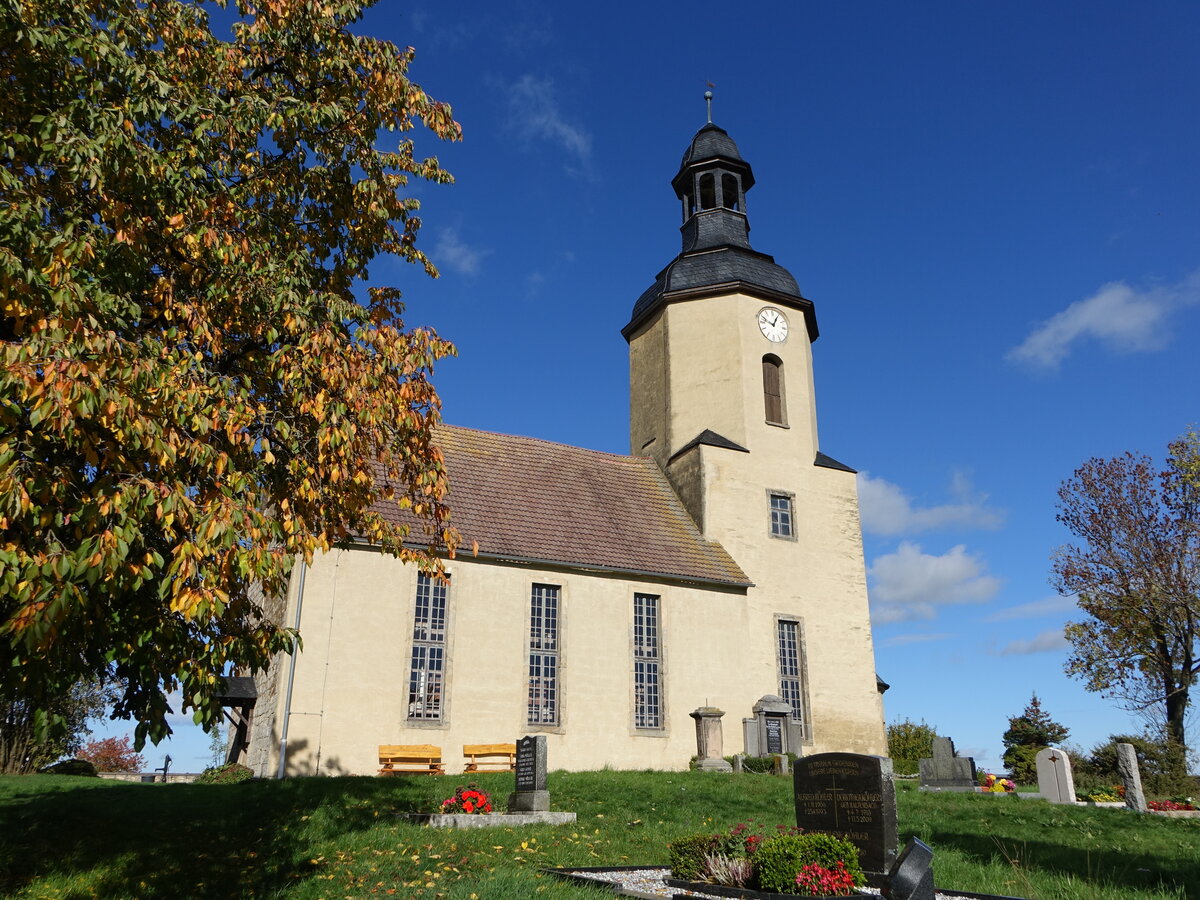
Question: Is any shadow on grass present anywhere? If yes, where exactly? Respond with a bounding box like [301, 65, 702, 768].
[902, 793, 1200, 900]
[0, 773, 437, 900]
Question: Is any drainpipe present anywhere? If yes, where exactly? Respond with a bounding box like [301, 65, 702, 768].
[275, 560, 307, 779]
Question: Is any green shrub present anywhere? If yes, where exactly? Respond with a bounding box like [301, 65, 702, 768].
[37, 758, 98, 777]
[194, 762, 254, 785]
[753, 832, 864, 894]
[887, 718, 938, 776]
[722, 753, 797, 774]
[667, 833, 718, 881]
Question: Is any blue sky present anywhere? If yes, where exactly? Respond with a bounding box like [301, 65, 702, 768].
[100, 1, 1200, 773]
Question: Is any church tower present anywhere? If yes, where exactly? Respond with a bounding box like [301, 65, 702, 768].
[624, 106, 886, 754]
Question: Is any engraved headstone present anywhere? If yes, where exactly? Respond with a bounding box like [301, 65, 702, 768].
[1035, 746, 1077, 804]
[765, 717, 784, 754]
[793, 752, 898, 874]
[882, 837, 936, 900]
[508, 735, 550, 812]
[1116, 743, 1148, 812]
[917, 736, 976, 791]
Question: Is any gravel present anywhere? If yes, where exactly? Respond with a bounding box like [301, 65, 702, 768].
[558, 867, 987, 899]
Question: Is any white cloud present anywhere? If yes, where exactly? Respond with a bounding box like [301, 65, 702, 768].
[881, 632, 956, 647]
[857, 471, 1003, 537]
[507, 75, 593, 175]
[1007, 271, 1200, 370]
[868, 542, 1002, 624]
[432, 227, 490, 276]
[995, 628, 1070, 656]
[985, 594, 1077, 622]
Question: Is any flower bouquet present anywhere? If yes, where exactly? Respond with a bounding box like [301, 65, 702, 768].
[439, 783, 494, 814]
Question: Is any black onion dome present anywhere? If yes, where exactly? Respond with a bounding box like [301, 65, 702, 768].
[624, 121, 815, 342]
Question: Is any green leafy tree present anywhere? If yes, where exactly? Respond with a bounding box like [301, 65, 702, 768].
[1002, 693, 1069, 782]
[0, 0, 462, 750]
[1, 679, 116, 773]
[887, 718, 939, 775]
[1053, 429, 1200, 765]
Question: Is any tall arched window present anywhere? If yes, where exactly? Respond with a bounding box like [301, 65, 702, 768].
[763, 355, 786, 426]
[721, 174, 740, 211]
[698, 173, 715, 210]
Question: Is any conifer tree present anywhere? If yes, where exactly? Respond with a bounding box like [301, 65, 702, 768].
[1001, 693, 1069, 782]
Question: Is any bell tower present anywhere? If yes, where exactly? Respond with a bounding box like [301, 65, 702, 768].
[623, 104, 825, 537]
[622, 101, 885, 758]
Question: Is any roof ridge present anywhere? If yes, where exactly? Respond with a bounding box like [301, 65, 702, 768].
[438, 423, 648, 463]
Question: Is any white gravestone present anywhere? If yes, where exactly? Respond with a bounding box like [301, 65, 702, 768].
[1035, 746, 1077, 804]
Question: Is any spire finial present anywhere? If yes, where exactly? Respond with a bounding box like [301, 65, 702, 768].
[704, 85, 714, 124]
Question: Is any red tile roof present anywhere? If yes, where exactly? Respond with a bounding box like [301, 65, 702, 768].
[379, 425, 750, 587]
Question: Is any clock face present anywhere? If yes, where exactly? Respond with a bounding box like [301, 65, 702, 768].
[758, 307, 789, 342]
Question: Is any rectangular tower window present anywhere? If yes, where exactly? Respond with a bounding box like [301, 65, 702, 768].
[527, 584, 560, 726]
[770, 493, 794, 538]
[407, 573, 448, 721]
[777, 618, 806, 729]
[633, 593, 663, 729]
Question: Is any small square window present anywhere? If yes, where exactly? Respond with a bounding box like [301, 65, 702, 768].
[770, 493, 794, 538]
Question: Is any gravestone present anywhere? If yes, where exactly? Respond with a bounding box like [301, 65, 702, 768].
[1035, 746, 1076, 804]
[882, 837, 936, 900]
[508, 735, 549, 812]
[690, 706, 733, 772]
[793, 752, 898, 874]
[917, 736, 976, 791]
[1116, 743, 1148, 812]
[742, 694, 803, 758]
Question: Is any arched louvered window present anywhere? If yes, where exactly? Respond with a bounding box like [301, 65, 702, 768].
[763, 354, 786, 426]
[698, 173, 715, 210]
[721, 173, 740, 211]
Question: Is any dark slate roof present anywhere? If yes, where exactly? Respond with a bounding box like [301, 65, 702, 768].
[814, 451, 857, 474]
[379, 425, 751, 588]
[669, 429, 749, 462]
[623, 246, 816, 341]
[676, 123, 753, 185]
[625, 122, 816, 341]
[216, 676, 258, 704]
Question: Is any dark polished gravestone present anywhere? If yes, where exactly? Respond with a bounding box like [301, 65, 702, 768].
[793, 753, 898, 874]
[882, 837, 935, 900]
[508, 735, 549, 812]
[918, 736, 977, 792]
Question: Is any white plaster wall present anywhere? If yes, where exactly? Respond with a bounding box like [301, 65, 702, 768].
[257, 547, 784, 777]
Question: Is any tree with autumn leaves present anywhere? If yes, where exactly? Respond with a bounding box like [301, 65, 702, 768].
[1, 0, 461, 761]
[1054, 429, 1200, 769]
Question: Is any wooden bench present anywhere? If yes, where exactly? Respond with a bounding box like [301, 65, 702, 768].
[378, 744, 444, 776]
[463, 742, 517, 773]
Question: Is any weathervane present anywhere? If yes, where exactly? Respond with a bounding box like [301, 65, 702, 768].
[704, 83, 714, 123]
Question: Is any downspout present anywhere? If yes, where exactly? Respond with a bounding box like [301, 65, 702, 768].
[275, 560, 307, 779]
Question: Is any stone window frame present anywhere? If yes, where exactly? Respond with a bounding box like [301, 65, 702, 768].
[767, 489, 796, 541]
[405, 571, 451, 726]
[774, 614, 813, 744]
[631, 592, 666, 732]
[526, 582, 564, 732]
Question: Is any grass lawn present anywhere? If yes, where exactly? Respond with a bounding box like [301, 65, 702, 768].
[1, 771, 1197, 899]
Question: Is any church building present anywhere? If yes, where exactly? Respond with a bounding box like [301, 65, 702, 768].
[242, 115, 887, 777]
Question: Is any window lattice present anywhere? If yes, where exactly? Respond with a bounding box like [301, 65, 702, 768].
[528, 584, 560, 725]
[777, 619, 806, 728]
[633, 594, 663, 729]
[407, 574, 448, 721]
[770, 493, 794, 537]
